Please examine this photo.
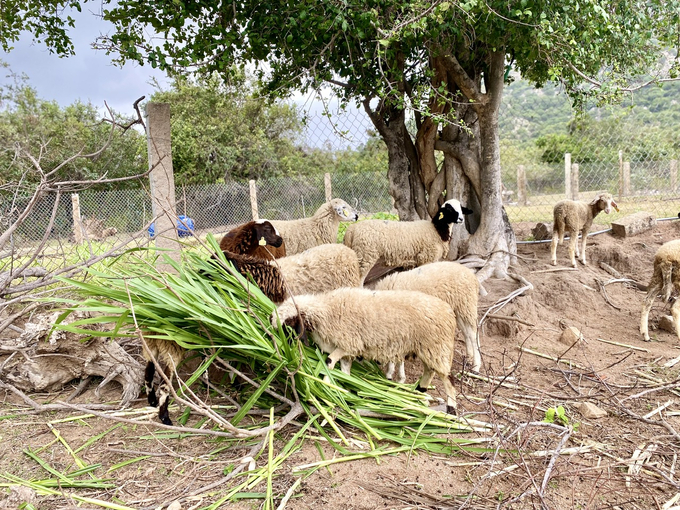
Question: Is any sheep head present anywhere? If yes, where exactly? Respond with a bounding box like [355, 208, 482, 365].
[590, 193, 619, 214]
[328, 198, 359, 222]
[254, 219, 283, 247]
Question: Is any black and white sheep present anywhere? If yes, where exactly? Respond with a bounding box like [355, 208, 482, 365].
[373, 261, 481, 374]
[270, 198, 358, 255]
[272, 287, 460, 414]
[550, 192, 618, 267]
[343, 199, 473, 281]
[219, 219, 286, 260]
[142, 335, 186, 425]
[640, 239, 680, 342]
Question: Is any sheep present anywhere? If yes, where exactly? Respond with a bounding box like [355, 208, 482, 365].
[343, 199, 473, 282]
[141, 336, 186, 426]
[269, 198, 358, 255]
[373, 261, 481, 375]
[219, 219, 286, 260]
[272, 287, 460, 413]
[550, 192, 619, 268]
[640, 239, 680, 342]
[211, 243, 361, 304]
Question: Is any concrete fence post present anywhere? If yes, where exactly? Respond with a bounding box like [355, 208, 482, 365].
[671, 159, 678, 192]
[623, 161, 631, 197]
[71, 193, 83, 244]
[564, 153, 572, 199]
[324, 173, 332, 202]
[571, 163, 579, 201]
[517, 165, 527, 206]
[146, 102, 180, 269]
[249, 180, 259, 220]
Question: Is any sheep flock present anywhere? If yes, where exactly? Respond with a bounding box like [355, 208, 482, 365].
[143, 191, 671, 426]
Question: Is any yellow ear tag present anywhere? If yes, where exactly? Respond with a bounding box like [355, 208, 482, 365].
[439, 212, 444, 220]
[343, 209, 349, 217]
[259, 237, 267, 246]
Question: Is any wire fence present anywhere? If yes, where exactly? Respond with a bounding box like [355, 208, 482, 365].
[2, 101, 679, 255]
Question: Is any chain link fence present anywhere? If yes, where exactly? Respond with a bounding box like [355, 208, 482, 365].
[3, 102, 679, 255]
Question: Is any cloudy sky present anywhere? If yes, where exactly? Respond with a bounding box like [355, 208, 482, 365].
[0, 6, 171, 116]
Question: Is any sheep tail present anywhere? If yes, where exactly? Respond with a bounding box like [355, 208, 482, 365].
[661, 259, 674, 302]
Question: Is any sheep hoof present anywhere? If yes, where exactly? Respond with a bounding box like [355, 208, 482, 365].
[416, 385, 428, 393]
[322, 375, 331, 384]
[445, 405, 457, 416]
[160, 415, 173, 426]
[551, 261, 557, 266]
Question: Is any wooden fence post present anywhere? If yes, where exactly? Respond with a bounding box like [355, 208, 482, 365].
[146, 102, 180, 268]
[71, 193, 83, 244]
[249, 180, 259, 220]
[564, 153, 572, 199]
[571, 163, 579, 201]
[324, 173, 332, 202]
[671, 160, 678, 192]
[623, 161, 631, 197]
[517, 165, 527, 206]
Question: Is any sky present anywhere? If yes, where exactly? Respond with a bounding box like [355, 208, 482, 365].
[0, 6, 373, 149]
[0, 6, 171, 117]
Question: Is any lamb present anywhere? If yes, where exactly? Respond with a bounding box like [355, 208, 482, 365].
[271, 287, 460, 413]
[142, 336, 186, 426]
[212, 243, 361, 304]
[343, 199, 473, 281]
[270, 198, 358, 255]
[219, 219, 286, 260]
[550, 192, 619, 267]
[640, 239, 680, 342]
[373, 261, 481, 374]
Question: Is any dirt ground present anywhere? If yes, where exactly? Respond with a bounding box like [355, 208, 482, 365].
[2, 218, 680, 510]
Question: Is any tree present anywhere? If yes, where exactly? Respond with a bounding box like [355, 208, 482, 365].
[6, 0, 679, 278]
[0, 63, 147, 187]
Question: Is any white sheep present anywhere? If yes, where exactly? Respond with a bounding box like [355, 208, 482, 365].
[343, 199, 472, 282]
[272, 287, 460, 414]
[550, 192, 618, 267]
[270, 198, 358, 255]
[373, 261, 481, 374]
[640, 239, 680, 342]
[275, 243, 361, 296]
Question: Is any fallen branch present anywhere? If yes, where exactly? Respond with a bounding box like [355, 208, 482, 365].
[594, 337, 649, 353]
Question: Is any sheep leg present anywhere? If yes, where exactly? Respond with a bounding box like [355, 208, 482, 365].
[640, 281, 662, 341]
[156, 365, 174, 426]
[144, 361, 159, 407]
[384, 361, 406, 383]
[418, 366, 458, 414]
[672, 297, 680, 343]
[568, 234, 578, 268]
[550, 232, 559, 266]
[460, 320, 481, 372]
[579, 231, 588, 265]
[322, 347, 350, 383]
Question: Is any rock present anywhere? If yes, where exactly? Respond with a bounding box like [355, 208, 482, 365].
[532, 222, 553, 241]
[659, 315, 676, 334]
[574, 402, 607, 419]
[558, 326, 583, 346]
[611, 212, 656, 238]
[167, 502, 182, 510]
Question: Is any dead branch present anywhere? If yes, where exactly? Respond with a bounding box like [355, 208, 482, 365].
[486, 313, 536, 327]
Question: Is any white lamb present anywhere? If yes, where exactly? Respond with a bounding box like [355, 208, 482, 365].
[550, 192, 618, 267]
[640, 239, 680, 342]
[271, 287, 460, 414]
[270, 198, 358, 255]
[343, 199, 472, 282]
[373, 261, 481, 374]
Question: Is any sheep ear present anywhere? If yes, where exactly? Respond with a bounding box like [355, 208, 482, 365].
[461, 206, 473, 215]
[284, 314, 305, 337]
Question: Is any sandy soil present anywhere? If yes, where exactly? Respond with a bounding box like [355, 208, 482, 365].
[2, 219, 680, 510]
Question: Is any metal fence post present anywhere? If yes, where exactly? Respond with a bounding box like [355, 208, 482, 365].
[564, 153, 571, 199]
[146, 102, 180, 268]
[249, 179, 259, 220]
[324, 173, 332, 202]
[517, 165, 527, 206]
